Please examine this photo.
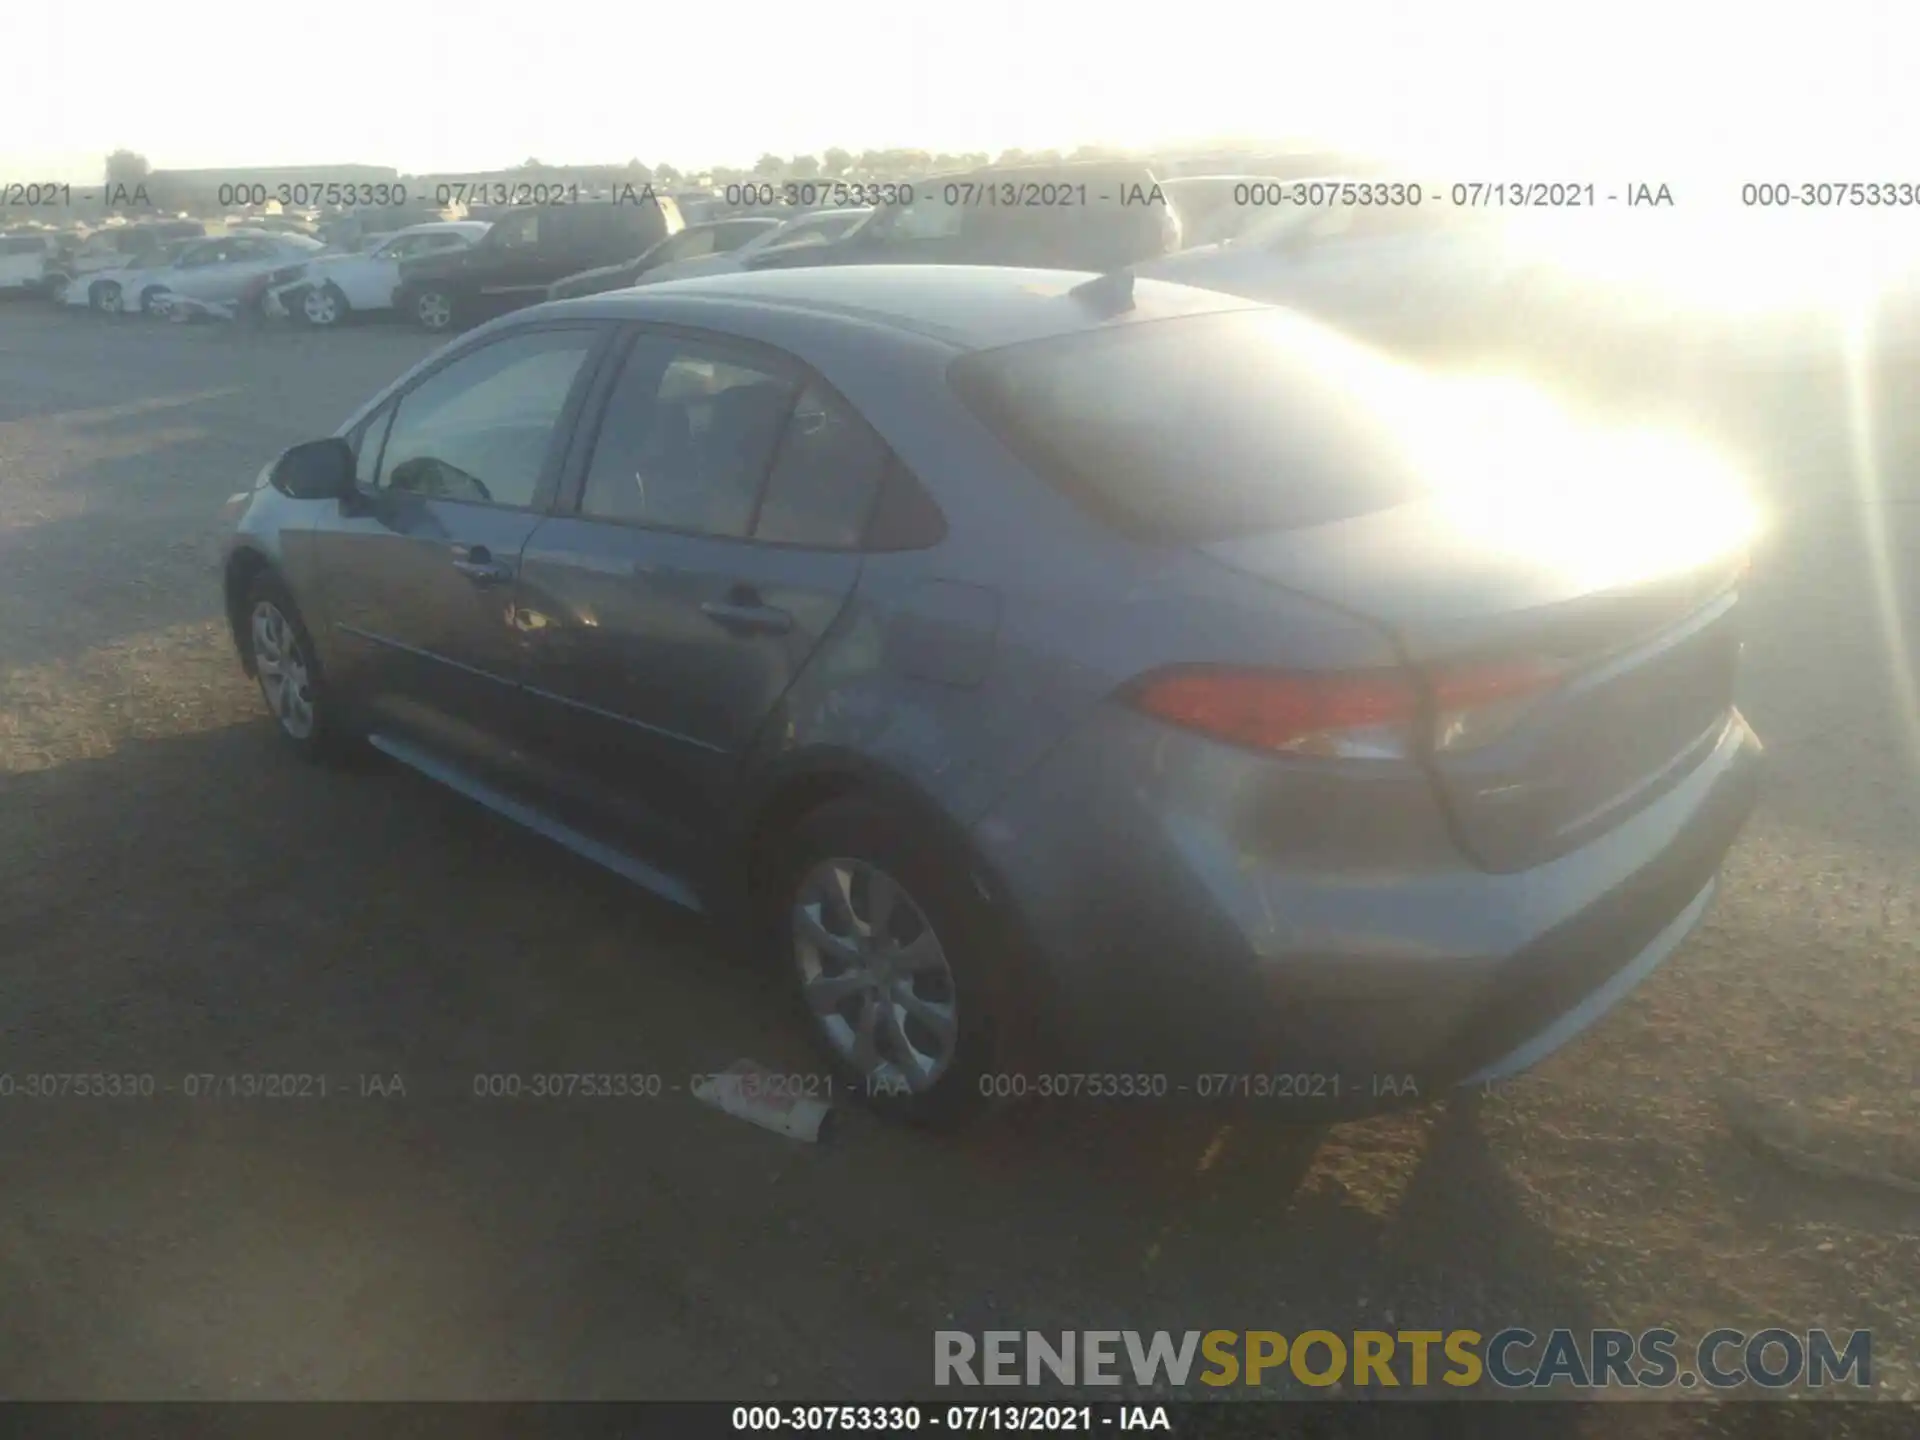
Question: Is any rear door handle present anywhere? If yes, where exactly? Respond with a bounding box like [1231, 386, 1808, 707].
[451, 543, 514, 587]
[700, 597, 793, 636]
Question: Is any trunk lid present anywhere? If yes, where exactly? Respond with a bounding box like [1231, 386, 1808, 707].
[1201, 476, 1751, 872]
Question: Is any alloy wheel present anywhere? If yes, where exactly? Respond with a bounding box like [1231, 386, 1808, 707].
[791, 858, 959, 1094]
[304, 287, 341, 325]
[95, 283, 121, 314]
[416, 290, 452, 330]
[250, 600, 316, 740]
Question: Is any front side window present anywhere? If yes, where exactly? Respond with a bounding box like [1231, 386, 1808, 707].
[661, 229, 718, 262]
[374, 328, 597, 508]
[489, 212, 541, 250]
[870, 193, 962, 242]
[578, 336, 797, 536]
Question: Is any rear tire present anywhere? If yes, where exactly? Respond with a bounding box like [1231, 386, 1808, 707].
[413, 286, 456, 333]
[139, 286, 170, 317]
[302, 283, 349, 328]
[241, 574, 358, 763]
[764, 797, 1010, 1129]
[91, 280, 122, 314]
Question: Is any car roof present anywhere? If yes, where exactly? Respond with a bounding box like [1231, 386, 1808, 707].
[542, 263, 1255, 352]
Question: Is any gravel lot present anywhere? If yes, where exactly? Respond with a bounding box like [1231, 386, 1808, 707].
[0, 299, 1915, 1418]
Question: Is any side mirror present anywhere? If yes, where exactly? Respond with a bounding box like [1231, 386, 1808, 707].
[270, 437, 356, 501]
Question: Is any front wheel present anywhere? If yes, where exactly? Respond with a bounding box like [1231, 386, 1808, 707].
[412, 286, 456, 332]
[302, 283, 349, 327]
[243, 575, 356, 762]
[139, 286, 171, 317]
[91, 280, 122, 314]
[767, 798, 1009, 1128]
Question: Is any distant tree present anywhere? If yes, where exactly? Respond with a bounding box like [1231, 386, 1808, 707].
[856, 150, 885, 175]
[822, 147, 852, 177]
[961, 152, 991, 168]
[789, 153, 820, 178]
[1031, 149, 1063, 165]
[753, 152, 785, 176]
[104, 149, 150, 191]
[995, 148, 1028, 167]
[519, 156, 543, 169]
[654, 162, 682, 183]
[624, 158, 654, 181]
[932, 153, 960, 170]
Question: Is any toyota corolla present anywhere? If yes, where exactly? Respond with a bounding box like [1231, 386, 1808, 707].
[219, 265, 1762, 1126]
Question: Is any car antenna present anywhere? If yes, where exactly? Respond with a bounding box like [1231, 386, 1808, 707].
[1067, 267, 1134, 316]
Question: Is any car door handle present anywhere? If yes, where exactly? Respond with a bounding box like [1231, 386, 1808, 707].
[451, 544, 514, 586]
[700, 598, 793, 635]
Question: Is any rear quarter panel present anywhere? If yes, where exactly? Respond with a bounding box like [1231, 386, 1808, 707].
[734, 321, 1404, 835]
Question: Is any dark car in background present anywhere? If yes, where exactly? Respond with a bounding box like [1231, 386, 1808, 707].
[546, 217, 783, 301]
[1161, 174, 1294, 247]
[394, 195, 684, 332]
[746, 162, 1182, 274]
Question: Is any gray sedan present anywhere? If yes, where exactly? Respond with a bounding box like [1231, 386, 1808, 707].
[219, 265, 1762, 1126]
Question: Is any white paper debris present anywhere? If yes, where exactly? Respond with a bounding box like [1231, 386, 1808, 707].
[691, 1060, 832, 1142]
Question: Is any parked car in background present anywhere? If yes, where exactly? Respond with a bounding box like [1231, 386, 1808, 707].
[62, 238, 200, 314]
[394, 196, 684, 332]
[673, 191, 721, 224]
[129, 232, 326, 318]
[1160, 175, 1291, 247]
[0, 233, 62, 296]
[1135, 198, 1728, 404]
[745, 162, 1182, 274]
[47, 219, 210, 297]
[545, 217, 783, 300]
[270, 220, 490, 327]
[218, 265, 1759, 1127]
[641, 208, 872, 284]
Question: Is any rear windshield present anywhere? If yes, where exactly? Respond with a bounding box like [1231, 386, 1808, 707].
[949, 309, 1432, 542]
[1, 237, 47, 255]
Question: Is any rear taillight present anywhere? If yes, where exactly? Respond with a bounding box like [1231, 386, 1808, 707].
[1128, 659, 1564, 760]
[1129, 667, 1422, 758]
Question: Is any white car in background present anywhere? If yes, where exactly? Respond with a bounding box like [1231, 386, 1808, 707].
[267, 220, 490, 327]
[134, 231, 327, 318]
[639, 207, 873, 283]
[63, 238, 200, 313]
[0, 233, 62, 295]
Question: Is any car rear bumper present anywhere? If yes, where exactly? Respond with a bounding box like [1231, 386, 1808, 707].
[970, 707, 1762, 1107]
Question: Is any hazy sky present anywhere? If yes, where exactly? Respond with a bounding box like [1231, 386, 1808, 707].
[3, 0, 1915, 180]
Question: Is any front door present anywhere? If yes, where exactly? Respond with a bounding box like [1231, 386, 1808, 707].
[513, 328, 888, 857]
[312, 323, 608, 777]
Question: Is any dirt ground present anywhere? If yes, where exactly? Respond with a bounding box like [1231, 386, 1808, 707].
[0, 299, 1915, 1423]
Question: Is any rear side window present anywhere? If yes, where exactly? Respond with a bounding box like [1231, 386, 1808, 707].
[950, 310, 1432, 542]
[751, 382, 888, 548]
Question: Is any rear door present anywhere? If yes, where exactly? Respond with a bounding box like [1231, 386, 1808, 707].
[310, 322, 611, 779]
[513, 326, 888, 851]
